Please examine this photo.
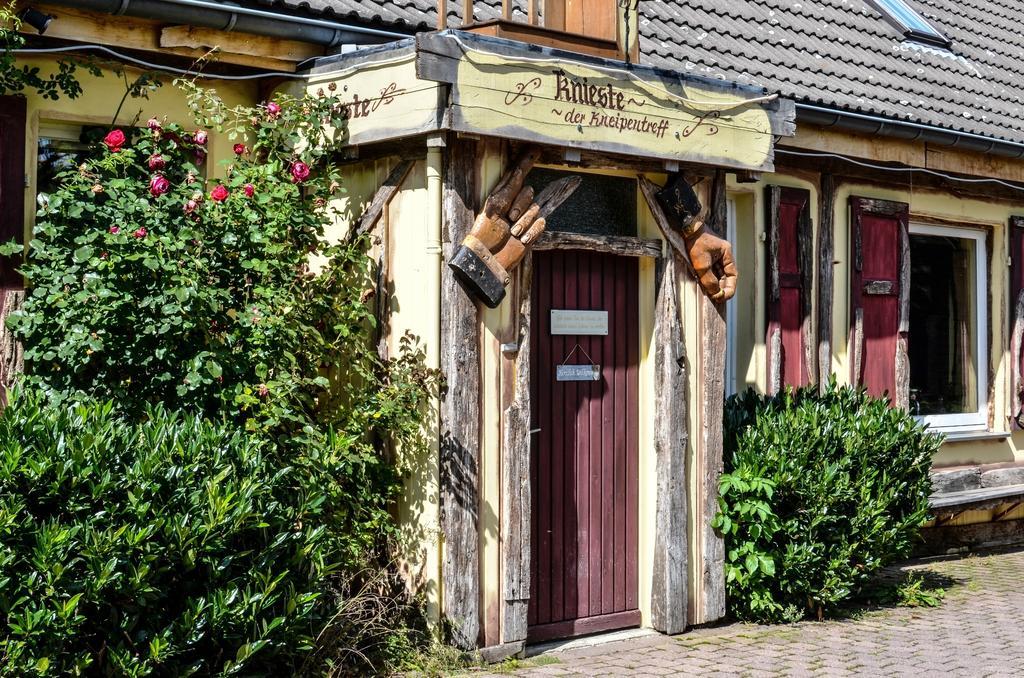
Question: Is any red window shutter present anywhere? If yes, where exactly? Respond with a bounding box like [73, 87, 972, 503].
[766, 185, 813, 392]
[0, 95, 26, 289]
[1010, 217, 1024, 426]
[849, 196, 910, 408]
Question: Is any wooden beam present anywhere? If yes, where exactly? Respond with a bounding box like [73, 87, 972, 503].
[533, 231, 663, 258]
[437, 0, 448, 30]
[640, 171, 726, 624]
[637, 176, 696, 275]
[345, 160, 414, 244]
[895, 220, 910, 411]
[440, 136, 482, 650]
[501, 254, 532, 646]
[159, 25, 323, 62]
[817, 174, 836, 391]
[463, 0, 475, 25]
[697, 171, 727, 624]
[650, 254, 689, 635]
[30, 3, 300, 71]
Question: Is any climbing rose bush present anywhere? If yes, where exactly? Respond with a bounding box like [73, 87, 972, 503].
[3, 85, 391, 434]
[1, 84, 440, 674]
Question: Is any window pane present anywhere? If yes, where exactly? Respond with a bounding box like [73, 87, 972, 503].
[37, 125, 106, 205]
[908, 234, 978, 416]
[525, 168, 637, 237]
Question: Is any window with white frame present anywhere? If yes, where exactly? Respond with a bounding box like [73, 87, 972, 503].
[907, 223, 987, 431]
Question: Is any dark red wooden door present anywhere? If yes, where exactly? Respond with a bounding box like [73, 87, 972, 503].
[528, 249, 640, 643]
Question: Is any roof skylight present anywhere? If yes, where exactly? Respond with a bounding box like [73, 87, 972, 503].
[869, 0, 951, 48]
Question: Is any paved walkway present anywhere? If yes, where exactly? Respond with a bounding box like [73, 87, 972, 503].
[482, 548, 1024, 677]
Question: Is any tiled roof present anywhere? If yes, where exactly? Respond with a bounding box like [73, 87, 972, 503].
[640, 0, 1024, 145]
[247, 0, 508, 29]
[260, 0, 1024, 145]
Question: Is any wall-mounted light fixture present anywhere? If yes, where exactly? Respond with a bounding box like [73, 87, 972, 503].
[19, 7, 54, 34]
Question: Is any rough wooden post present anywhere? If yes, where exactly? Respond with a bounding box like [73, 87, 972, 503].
[650, 254, 689, 635]
[817, 174, 836, 390]
[697, 171, 727, 623]
[501, 254, 532, 648]
[440, 137, 482, 649]
[0, 289, 24, 397]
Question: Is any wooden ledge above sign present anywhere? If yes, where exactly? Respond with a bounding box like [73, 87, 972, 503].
[416, 30, 795, 173]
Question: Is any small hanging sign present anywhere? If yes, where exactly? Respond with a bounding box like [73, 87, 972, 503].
[556, 364, 601, 382]
[551, 310, 608, 336]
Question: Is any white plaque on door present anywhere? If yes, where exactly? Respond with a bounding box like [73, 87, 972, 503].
[550, 309, 608, 336]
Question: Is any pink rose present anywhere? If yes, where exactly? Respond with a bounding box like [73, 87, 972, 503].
[233, 143, 247, 155]
[290, 161, 310, 183]
[266, 101, 281, 119]
[109, 225, 120, 234]
[194, 130, 208, 145]
[243, 183, 255, 197]
[186, 172, 197, 185]
[147, 154, 165, 170]
[103, 129, 126, 153]
[147, 117, 161, 130]
[184, 199, 198, 214]
[210, 185, 229, 202]
[133, 227, 147, 239]
[149, 174, 170, 197]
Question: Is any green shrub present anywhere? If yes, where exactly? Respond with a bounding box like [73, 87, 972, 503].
[0, 389, 406, 676]
[713, 382, 941, 623]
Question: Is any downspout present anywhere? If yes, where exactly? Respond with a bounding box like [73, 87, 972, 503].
[795, 103, 1024, 160]
[424, 134, 445, 629]
[45, 0, 410, 46]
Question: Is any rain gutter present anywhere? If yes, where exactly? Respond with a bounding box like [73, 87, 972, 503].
[45, 0, 411, 47]
[796, 102, 1024, 160]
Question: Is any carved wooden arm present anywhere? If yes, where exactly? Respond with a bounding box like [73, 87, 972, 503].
[449, 148, 580, 308]
[638, 174, 737, 302]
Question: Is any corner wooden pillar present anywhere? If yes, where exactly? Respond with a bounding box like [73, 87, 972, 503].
[651, 254, 689, 634]
[696, 171, 727, 623]
[501, 254, 532, 649]
[440, 136, 482, 649]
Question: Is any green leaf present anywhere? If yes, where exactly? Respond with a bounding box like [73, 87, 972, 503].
[73, 246, 94, 264]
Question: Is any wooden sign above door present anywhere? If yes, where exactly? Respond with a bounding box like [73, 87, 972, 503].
[416, 30, 795, 172]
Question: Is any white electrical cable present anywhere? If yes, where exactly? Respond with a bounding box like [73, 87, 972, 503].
[776, 148, 1024, 193]
[13, 44, 413, 81]
[447, 32, 779, 111]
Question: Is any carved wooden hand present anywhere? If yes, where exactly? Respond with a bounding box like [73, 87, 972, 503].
[450, 148, 580, 308]
[685, 227, 737, 302]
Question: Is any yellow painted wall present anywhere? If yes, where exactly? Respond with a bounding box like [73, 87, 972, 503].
[16, 56, 259, 240]
[733, 150, 1024, 479]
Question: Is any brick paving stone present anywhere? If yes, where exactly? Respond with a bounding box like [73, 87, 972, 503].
[474, 548, 1024, 678]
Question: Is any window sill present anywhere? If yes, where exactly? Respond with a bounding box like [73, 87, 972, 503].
[940, 430, 1010, 443]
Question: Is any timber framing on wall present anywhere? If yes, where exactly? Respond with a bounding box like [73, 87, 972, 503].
[500, 254, 532, 652]
[817, 175, 836, 390]
[650, 254, 689, 635]
[440, 136, 483, 649]
[637, 171, 727, 625]
[1010, 216, 1024, 427]
[697, 170, 727, 623]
